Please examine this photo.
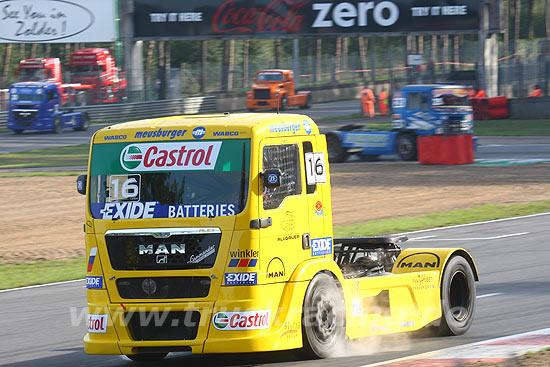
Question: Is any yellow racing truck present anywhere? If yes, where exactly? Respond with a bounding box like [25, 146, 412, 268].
[77, 113, 478, 361]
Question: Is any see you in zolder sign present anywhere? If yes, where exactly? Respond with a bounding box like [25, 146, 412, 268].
[0, 0, 115, 43]
[133, 0, 481, 39]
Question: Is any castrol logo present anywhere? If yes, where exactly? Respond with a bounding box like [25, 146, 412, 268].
[120, 142, 221, 171]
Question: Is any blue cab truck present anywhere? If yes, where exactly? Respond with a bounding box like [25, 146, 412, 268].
[327, 84, 474, 162]
[7, 82, 89, 134]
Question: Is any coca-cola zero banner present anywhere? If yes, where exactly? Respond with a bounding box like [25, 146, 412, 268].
[133, 0, 481, 39]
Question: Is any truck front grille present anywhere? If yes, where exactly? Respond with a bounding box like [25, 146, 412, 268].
[105, 229, 221, 270]
[13, 108, 37, 125]
[127, 311, 200, 341]
[254, 89, 271, 100]
[117, 276, 211, 299]
[443, 117, 463, 134]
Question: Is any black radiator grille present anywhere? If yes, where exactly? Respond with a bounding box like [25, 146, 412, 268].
[105, 232, 221, 270]
[117, 276, 211, 299]
[127, 311, 200, 341]
[254, 89, 271, 100]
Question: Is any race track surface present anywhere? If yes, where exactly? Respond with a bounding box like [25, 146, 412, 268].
[1, 214, 548, 366]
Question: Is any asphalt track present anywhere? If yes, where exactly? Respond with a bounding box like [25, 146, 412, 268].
[1, 214, 549, 366]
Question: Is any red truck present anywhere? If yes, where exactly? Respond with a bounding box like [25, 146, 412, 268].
[15, 48, 126, 105]
[246, 69, 312, 111]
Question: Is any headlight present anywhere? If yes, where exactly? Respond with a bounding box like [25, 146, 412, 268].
[37, 89, 42, 94]
[465, 114, 473, 121]
[247, 93, 252, 98]
[275, 93, 279, 98]
[11, 94, 18, 101]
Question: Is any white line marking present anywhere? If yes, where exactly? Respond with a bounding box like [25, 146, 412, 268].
[477, 293, 503, 299]
[408, 235, 437, 240]
[397, 213, 549, 236]
[0, 278, 85, 294]
[410, 232, 530, 241]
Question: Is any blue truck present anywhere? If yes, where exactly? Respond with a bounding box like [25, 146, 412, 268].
[327, 84, 474, 162]
[7, 82, 89, 134]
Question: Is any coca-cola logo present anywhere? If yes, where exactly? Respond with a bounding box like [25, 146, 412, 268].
[212, 0, 308, 33]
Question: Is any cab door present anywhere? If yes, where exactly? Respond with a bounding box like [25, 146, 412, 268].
[405, 90, 432, 132]
[257, 137, 311, 285]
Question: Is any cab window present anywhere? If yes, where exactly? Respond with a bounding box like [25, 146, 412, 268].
[407, 92, 428, 111]
[263, 144, 301, 210]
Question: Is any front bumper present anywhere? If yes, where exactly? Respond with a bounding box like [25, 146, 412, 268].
[246, 99, 279, 109]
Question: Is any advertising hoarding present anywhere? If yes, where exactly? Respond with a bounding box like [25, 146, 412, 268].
[0, 0, 116, 43]
[133, 0, 481, 39]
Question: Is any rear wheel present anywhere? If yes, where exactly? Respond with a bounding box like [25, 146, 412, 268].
[395, 133, 417, 161]
[326, 134, 348, 163]
[14, 129, 23, 135]
[439, 256, 476, 336]
[126, 352, 168, 362]
[301, 273, 346, 359]
[300, 94, 312, 109]
[53, 116, 62, 134]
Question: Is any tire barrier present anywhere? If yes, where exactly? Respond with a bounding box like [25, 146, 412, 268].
[0, 96, 216, 130]
[418, 134, 474, 165]
[471, 96, 509, 120]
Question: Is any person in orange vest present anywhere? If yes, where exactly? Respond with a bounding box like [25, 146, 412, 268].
[474, 87, 486, 98]
[528, 85, 543, 97]
[377, 90, 389, 115]
[361, 86, 375, 117]
[467, 85, 476, 99]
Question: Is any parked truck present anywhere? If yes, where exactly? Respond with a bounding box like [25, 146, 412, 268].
[15, 48, 125, 106]
[7, 82, 89, 134]
[247, 69, 312, 111]
[77, 113, 477, 361]
[327, 84, 474, 162]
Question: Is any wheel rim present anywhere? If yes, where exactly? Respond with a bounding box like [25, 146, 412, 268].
[398, 138, 413, 156]
[309, 291, 337, 344]
[448, 270, 472, 322]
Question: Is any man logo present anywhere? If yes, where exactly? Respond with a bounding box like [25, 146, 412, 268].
[156, 255, 168, 264]
[396, 252, 441, 269]
[120, 145, 143, 170]
[192, 126, 206, 139]
[213, 312, 229, 329]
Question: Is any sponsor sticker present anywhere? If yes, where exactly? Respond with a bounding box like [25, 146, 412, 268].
[212, 310, 271, 330]
[119, 142, 221, 171]
[134, 128, 187, 140]
[228, 258, 258, 268]
[269, 122, 301, 134]
[91, 202, 239, 220]
[225, 272, 258, 286]
[98, 201, 156, 220]
[311, 237, 333, 257]
[86, 276, 103, 289]
[192, 126, 206, 139]
[188, 245, 216, 264]
[314, 201, 323, 216]
[88, 314, 108, 333]
[213, 131, 239, 136]
[303, 119, 312, 135]
[87, 247, 97, 272]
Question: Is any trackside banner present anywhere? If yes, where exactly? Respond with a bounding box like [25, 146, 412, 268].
[133, 0, 481, 38]
[0, 0, 116, 43]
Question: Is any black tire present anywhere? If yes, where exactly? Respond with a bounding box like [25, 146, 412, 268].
[248, 108, 256, 112]
[395, 133, 417, 161]
[300, 94, 312, 109]
[53, 116, 62, 134]
[301, 273, 346, 359]
[359, 154, 380, 162]
[439, 256, 476, 336]
[126, 352, 168, 362]
[14, 129, 23, 135]
[74, 113, 89, 131]
[326, 134, 348, 163]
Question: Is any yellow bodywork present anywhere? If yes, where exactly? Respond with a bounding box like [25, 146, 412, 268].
[83, 113, 477, 355]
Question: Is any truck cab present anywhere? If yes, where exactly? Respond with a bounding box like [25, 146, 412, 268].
[15, 58, 62, 85]
[7, 82, 88, 134]
[79, 113, 477, 361]
[247, 70, 311, 111]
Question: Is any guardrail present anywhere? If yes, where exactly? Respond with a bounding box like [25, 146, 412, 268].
[0, 96, 216, 130]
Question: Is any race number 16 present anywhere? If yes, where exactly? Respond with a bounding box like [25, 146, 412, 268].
[305, 152, 327, 185]
[107, 174, 141, 202]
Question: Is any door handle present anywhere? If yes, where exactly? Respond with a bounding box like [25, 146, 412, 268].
[250, 217, 272, 229]
[302, 233, 310, 249]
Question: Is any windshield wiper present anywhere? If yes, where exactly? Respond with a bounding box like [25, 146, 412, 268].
[238, 142, 247, 211]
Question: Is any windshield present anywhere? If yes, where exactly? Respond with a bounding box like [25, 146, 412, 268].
[89, 139, 250, 220]
[431, 88, 470, 107]
[71, 64, 104, 75]
[257, 72, 283, 81]
[17, 68, 50, 81]
[11, 92, 43, 102]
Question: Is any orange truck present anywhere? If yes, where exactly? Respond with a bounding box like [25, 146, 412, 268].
[15, 48, 125, 105]
[246, 69, 312, 111]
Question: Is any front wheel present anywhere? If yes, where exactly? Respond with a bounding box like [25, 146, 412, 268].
[395, 134, 417, 161]
[301, 273, 346, 359]
[326, 134, 348, 163]
[439, 256, 476, 336]
[74, 113, 89, 131]
[126, 352, 168, 362]
[53, 116, 62, 134]
[13, 129, 24, 135]
[280, 96, 288, 111]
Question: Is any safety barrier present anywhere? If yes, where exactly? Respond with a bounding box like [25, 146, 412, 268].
[471, 96, 509, 120]
[0, 96, 216, 130]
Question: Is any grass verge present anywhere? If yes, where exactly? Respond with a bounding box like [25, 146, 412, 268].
[0, 143, 90, 169]
[1, 201, 549, 290]
[0, 171, 84, 178]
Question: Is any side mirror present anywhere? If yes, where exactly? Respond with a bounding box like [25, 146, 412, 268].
[77, 174, 87, 195]
[262, 169, 282, 189]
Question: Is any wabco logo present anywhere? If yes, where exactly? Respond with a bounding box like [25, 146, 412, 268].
[397, 252, 441, 269]
[192, 126, 206, 139]
[213, 131, 239, 136]
[213, 310, 270, 330]
[311, 237, 333, 257]
[120, 142, 221, 171]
